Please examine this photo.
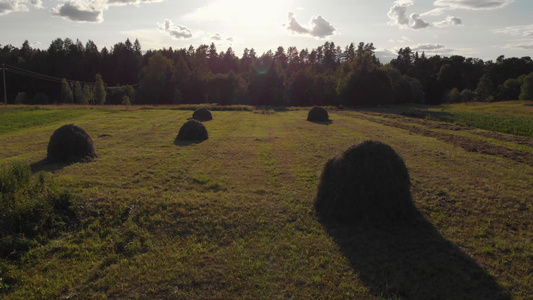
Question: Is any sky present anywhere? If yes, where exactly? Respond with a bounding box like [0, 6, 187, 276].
[0, 0, 532, 63]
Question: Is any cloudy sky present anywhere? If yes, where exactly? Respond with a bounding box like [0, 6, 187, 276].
[1, 0, 532, 62]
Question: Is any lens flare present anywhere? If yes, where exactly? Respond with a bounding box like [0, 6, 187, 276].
[251, 57, 273, 74]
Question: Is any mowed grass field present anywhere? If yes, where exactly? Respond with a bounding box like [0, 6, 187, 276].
[0, 104, 532, 299]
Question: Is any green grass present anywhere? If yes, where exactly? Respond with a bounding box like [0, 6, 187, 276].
[0, 161, 83, 293]
[0, 104, 531, 299]
[442, 101, 533, 118]
[0, 106, 92, 134]
[404, 101, 533, 137]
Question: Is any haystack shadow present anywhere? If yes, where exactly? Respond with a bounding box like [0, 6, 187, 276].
[319, 212, 510, 300]
[30, 158, 77, 173]
[173, 138, 206, 147]
[187, 117, 212, 122]
[307, 119, 333, 125]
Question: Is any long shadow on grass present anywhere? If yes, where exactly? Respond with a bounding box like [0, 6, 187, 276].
[307, 120, 333, 125]
[30, 159, 76, 173]
[30, 158, 93, 174]
[319, 213, 510, 300]
[173, 139, 206, 146]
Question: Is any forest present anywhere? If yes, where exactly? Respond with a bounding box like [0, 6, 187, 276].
[1, 38, 533, 106]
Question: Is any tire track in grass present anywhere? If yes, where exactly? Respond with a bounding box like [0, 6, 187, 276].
[333, 110, 533, 299]
[340, 111, 533, 167]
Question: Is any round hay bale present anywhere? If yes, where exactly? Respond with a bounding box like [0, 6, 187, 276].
[314, 140, 416, 223]
[47, 124, 97, 162]
[307, 106, 329, 122]
[176, 120, 208, 142]
[192, 107, 213, 121]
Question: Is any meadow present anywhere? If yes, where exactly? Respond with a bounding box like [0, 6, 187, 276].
[0, 103, 532, 299]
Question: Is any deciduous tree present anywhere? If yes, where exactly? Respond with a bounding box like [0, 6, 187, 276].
[519, 72, 533, 100]
[61, 78, 73, 103]
[94, 73, 107, 105]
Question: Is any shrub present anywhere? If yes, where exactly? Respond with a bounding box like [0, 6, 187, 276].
[307, 107, 329, 122]
[314, 140, 417, 224]
[15, 92, 29, 104]
[47, 124, 97, 163]
[0, 162, 83, 259]
[175, 120, 208, 142]
[121, 95, 131, 106]
[192, 107, 213, 121]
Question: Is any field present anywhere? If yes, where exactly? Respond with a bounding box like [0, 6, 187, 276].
[0, 103, 532, 299]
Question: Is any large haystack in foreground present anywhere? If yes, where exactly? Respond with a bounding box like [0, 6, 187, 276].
[175, 120, 208, 142]
[192, 107, 213, 121]
[47, 124, 97, 163]
[314, 140, 416, 223]
[307, 107, 329, 122]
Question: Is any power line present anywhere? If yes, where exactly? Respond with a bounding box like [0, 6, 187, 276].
[2, 64, 139, 89]
[4, 64, 96, 86]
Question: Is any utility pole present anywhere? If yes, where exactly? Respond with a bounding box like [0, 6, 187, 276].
[2, 64, 6, 104]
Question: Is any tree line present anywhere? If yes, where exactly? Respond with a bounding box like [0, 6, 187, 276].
[1, 38, 533, 106]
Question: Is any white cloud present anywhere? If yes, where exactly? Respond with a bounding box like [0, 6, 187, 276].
[285, 12, 337, 38]
[422, 0, 513, 19]
[493, 24, 533, 37]
[310, 15, 337, 38]
[388, 36, 412, 44]
[0, 0, 41, 15]
[412, 43, 446, 51]
[51, 1, 105, 23]
[410, 13, 430, 29]
[30, 0, 41, 8]
[387, 1, 411, 27]
[108, 0, 162, 5]
[402, 44, 478, 57]
[50, 0, 162, 23]
[158, 19, 193, 40]
[286, 12, 309, 35]
[434, 0, 515, 10]
[209, 33, 236, 44]
[434, 15, 462, 27]
[421, 7, 447, 16]
[502, 41, 533, 50]
[387, 1, 430, 29]
[388, 1, 468, 30]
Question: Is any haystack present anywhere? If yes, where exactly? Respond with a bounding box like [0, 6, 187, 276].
[47, 124, 97, 162]
[192, 107, 213, 121]
[314, 140, 416, 223]
[307, 107, 329, 122]
[175, 120, 208, 142]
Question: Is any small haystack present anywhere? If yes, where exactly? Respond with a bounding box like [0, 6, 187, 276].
[47, 124, 97, 163]
[307, 106, 329, 122]
[314, 140, 416, 223]
[175, 120, 208, 142]
[192, 107, 213, 121]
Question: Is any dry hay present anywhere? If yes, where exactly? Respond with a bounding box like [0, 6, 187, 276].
[192, 107, 213, 121]
[314, 140, 417, 224]
[307, 106, 329, 122]
[47, 124, 97, 163]
[175, 119, 208, 142]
